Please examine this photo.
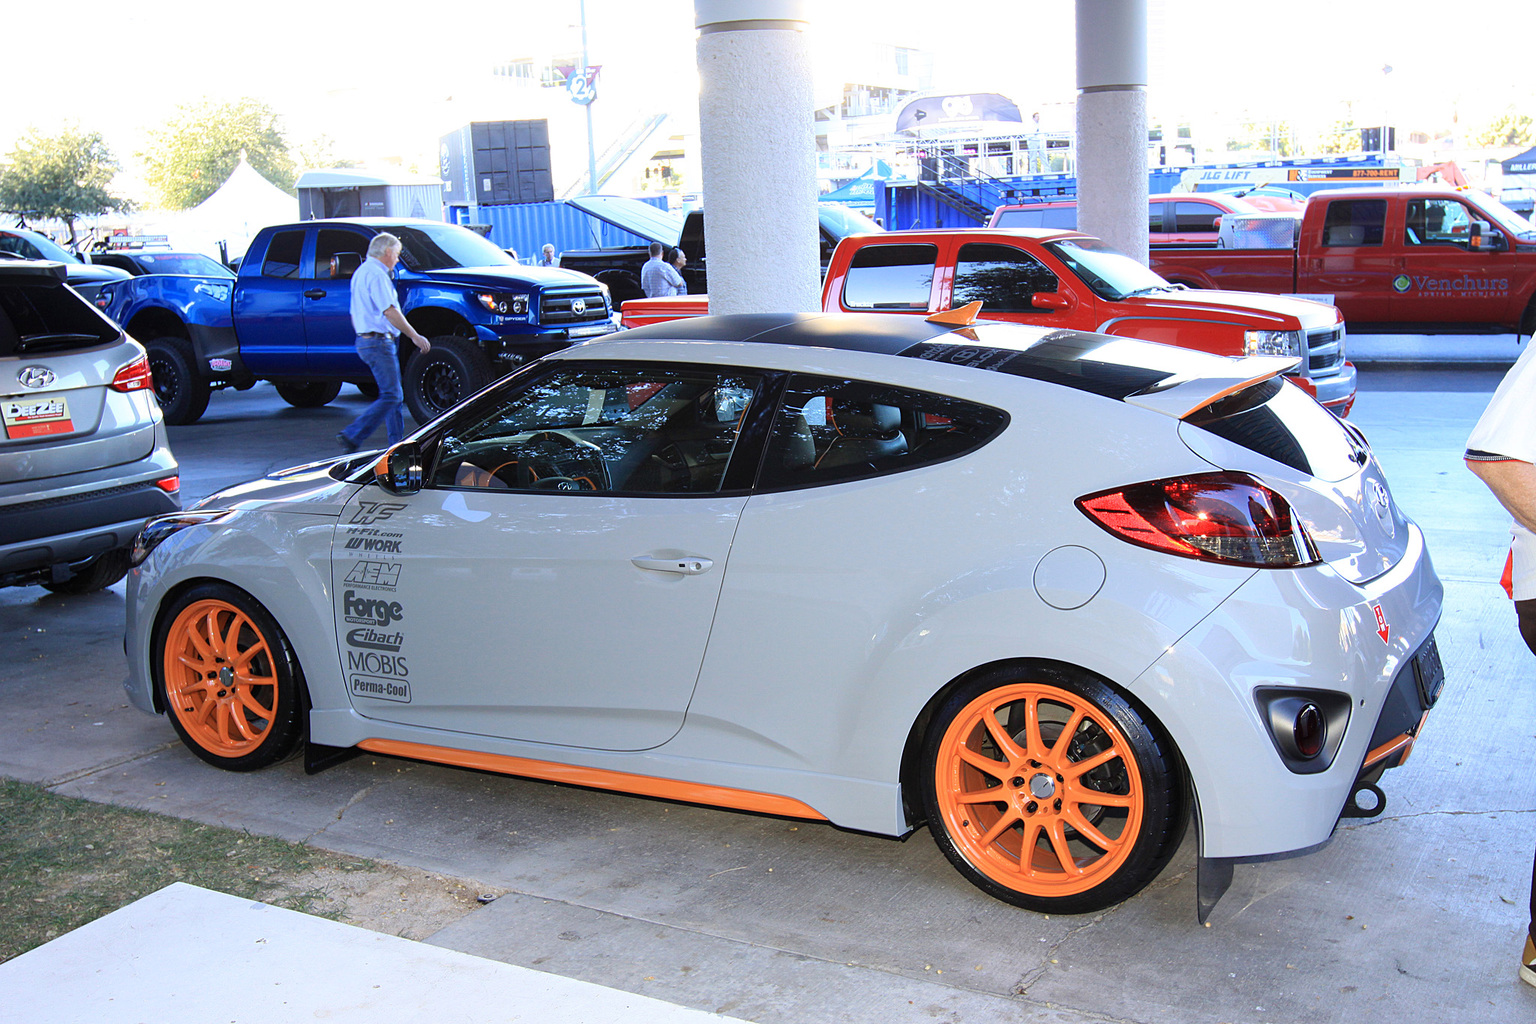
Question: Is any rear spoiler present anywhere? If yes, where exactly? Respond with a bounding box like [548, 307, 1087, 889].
[1122, 355, 1300, 419]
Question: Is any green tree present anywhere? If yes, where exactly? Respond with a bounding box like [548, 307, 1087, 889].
[1474, 110, 1534, 148]
[142, 98, 297, 209]
[0, 126, 131, 243]
[1309, 120, 1361, 156]
[1225, 121, 1298, 158]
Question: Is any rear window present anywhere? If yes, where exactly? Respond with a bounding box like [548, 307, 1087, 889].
[992, 206, 1077, 229]
[0, 281, 118, 356]
[841, 244, 936, 310]
[1185, 379, 1362, 481]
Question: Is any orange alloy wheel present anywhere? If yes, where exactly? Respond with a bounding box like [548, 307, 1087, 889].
[934, 682, 1144, 898]
[162, 598, 282, 759]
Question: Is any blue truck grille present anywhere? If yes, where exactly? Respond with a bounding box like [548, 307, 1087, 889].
[540, 286, 609, 325]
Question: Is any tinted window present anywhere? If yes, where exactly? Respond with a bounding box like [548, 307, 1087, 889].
[129, 253, 234, 277]
[1403, 198, 1475, 247]
[389, 223, 517, 271]
[992, 206, 1076, 229]
[261, 230, 305, 278]
[953, 243, 1059, 312]
[759, 374, 1007, 489]
[1148, 202, 1163, 233]
[1173, 201, 1221, 233]
[431, 365, 764, 495]
[841, 244, 936, 310]
[1186, 378, 1362, 481]
[314, 229, 369, 279]
[0, 281, 118, 355]
[1320, 200, 1386, 247]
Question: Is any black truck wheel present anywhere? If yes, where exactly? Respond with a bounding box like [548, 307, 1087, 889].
[403, 336, 492, 424]
[145, 337, 210, 425]
[274, 381, 343, 408]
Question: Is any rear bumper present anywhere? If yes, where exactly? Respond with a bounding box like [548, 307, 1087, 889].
[1, 475, 180, 579]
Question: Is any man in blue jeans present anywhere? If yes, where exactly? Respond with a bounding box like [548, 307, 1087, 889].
[337, 232, 431, 451]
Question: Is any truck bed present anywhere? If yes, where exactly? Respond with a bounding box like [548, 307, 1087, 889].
[1148, 247, 1297, 294]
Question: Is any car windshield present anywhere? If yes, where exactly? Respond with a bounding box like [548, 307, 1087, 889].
[0, 230, 81, 265]
[1043, 237, 1172, 300]
[128, 253, 234, 277]
[1475, 196, 1536, 238]
[818, 205, 885, 238]
[388, 223, 519, 272]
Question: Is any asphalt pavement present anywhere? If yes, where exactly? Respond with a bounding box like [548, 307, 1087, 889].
[3, 342, 1535, 1024]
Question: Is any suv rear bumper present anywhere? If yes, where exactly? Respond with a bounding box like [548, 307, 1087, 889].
[1, 479, 179, 578]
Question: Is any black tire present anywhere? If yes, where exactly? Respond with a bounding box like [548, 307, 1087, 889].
[152, 582, 304, 771]
[41, 549, 130, 595]
[403, 335, 492, 424]
[274, 381, 343, 408]
[355, 380, 379, 399]
[919, 663, 1185, 915]
[145, 336, 210, 425]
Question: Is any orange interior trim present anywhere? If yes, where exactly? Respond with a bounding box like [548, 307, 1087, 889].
[355, 738, 828, 820]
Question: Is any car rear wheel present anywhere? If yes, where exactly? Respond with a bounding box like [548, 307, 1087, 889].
[41, 549, 131, 595]
[274, 381, 343, 408]
[920, 664, 1184, 914]
[403, 336, 492, 424]
[154, 583, 304, 771]
[145, 337, 210, 425]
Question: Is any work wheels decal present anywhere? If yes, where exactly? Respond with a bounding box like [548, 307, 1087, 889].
[922, 667, 1183, 914]
[156, 585, 303, 770]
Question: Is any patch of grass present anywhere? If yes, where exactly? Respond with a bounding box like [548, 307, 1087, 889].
[0, 777, 375, 964]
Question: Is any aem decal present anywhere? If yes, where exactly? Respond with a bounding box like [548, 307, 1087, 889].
[349, 674, 412, 703]
[343, 590, 404, 627]
[345, 561, 401, 588]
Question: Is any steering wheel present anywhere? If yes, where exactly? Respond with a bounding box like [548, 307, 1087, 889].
[517, 430, 610, 491]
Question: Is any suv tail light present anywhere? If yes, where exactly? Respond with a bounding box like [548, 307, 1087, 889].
[1076, 471, 1320, 568]
[110, 354, 154, 393]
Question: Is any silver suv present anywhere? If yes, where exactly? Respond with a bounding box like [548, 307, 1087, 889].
[1, 260, 179, 593]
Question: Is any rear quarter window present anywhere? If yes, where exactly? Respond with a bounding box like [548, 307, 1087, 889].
[841, 244, 936, 310]
[1185, 378, 1362, 481]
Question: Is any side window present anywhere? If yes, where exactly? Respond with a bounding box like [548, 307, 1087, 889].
[430, 365, 763, 495]
[1404, 199, 1474, 247]
[759, 374, 1007, 489]
[952, 243, 1060, 312]
[1148, 201, 1163, 233]
[260, 230, 306, 278]
[1173, 201, 1220, 234]
[841, 244, 936, 310]
[0, 235, 44, 260]
[314, 229, 368, 279]
[1320, 200, 1386, 247]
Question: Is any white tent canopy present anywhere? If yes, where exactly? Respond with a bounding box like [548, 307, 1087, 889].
[141, 157, 298, 260]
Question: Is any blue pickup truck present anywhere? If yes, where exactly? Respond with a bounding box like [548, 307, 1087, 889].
[96, 218, 616, 425]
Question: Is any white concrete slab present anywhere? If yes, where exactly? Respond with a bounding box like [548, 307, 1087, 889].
[0, 883, 746, 1024]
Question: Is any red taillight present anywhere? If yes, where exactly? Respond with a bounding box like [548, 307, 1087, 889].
[1076, 471, 1320, 568]
[155, 476, 180, 493]
[110, 354, 154, 393]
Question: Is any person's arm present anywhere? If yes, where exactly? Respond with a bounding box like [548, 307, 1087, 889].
[1468, 457, 1536, 534]
[384, 306, 431, 353]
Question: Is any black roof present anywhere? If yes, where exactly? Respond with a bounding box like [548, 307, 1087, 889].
[614, 312, 1210, 402]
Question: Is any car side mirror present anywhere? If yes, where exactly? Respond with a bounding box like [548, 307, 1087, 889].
[1031, 292, 1071, 311]
[1471, 222, 1506, 252]
[374, 441, 424, 495]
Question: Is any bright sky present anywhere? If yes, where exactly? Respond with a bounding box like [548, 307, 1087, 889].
[4, 0, 1533, 200]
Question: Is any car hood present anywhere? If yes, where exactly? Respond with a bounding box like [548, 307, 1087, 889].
[566, 194, 685, 246]
[66, 263, 132, 285]
[195, 454, 372, 515]
[1125, 288, 1339, 329]
[411, 265, 601, 289]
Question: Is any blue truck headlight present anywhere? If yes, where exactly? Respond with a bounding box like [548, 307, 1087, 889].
[477, 292, 528, 316]
[1243, 329, 1304, 357]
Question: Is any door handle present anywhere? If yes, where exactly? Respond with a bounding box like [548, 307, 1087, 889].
[631, 555, 714, 575]
[304, 289, 326, 299]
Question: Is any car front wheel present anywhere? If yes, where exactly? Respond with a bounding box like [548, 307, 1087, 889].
[153, 583, 304, 771]
[920, 664, 1185, 914]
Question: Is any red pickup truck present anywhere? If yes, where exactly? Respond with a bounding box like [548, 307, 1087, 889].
[623, 227, 1357, 413]
[1150, 185, 1536, 334]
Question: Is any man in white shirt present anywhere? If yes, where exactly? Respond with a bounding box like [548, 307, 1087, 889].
[640, 241, 686, 297]
[337, 232, 431, 451]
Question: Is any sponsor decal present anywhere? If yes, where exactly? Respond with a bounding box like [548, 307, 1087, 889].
[350, 501, 408, 525]
[349, 674, 412, 703]
[345, 627, 403, 651]
[343, 590, 404, 626]
[1373, 604, 1390, 645]
[344, 560, 401, 588]
[1392, 274, 1412, 293]
[345, 537, 403, 553]
[1394, 275, 1509, 298]
[347, 649, 409, 677]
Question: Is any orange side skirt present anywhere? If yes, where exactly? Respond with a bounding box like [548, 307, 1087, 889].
[355, 738, 828, 821]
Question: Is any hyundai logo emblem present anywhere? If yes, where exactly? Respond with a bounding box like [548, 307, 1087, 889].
[17, 366, 55, 389]
[572, 298, 587, 315]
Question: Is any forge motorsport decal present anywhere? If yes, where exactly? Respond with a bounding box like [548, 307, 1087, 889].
[340, 512, 411, 703]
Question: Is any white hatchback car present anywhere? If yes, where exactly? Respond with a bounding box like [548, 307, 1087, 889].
[123, 311, 1443, 919]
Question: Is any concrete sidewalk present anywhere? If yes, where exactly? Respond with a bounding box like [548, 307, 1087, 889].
[2, 371, 1535, 1024]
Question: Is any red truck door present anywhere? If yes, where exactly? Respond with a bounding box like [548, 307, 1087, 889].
[941, 238, 1090, 330]
[1302, 196, 1396, 323]
[1393, 196, 1515, 327]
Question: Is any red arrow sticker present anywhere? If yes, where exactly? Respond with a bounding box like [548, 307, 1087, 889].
[1373, 604, 1390, 645]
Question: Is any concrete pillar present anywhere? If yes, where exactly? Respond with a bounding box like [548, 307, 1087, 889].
[695, 0, 821, 313]
[1075, 0, 1149, 266]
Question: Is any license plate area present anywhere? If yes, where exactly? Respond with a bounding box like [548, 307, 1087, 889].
[2, 394, 73, 439]
[1412, 633, 1445, 708]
